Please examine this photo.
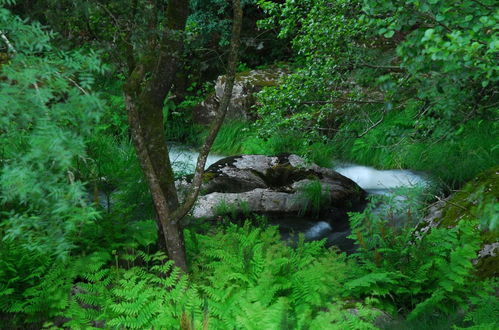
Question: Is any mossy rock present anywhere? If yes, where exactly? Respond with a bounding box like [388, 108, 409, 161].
[194, 67, 289, 124]
[426, 166, 498, 277]
[190, 154, 367, 219]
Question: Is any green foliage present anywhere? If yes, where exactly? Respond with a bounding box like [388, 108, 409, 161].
[65, 252, 203, 329]
[80, 133, 156, 221]
[364, 0, 498, 111]
[211, 120, 335, 167]
[187, 222, 364, 329]
[163, 93, 206, 146]
[457, 279, 499, 329]
[0, 5, 105, 257]
[338, 114, 498, 185]
[255, 0, 498, 186]
[296, 180, 331, 217]
[0, 241, 111, 326]
[213, 199, 251, 220]
[211, 120, 253, 154]
[3, 214, 495, 329]
[347, 193, 485, 319]
[18, 222, 370, 329]
[256, 0, 372, 140]
[1, 1, 497, 329]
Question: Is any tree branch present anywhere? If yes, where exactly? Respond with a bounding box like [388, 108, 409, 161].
[300, 97, 385, 105]
[171, 0, 243, 223]
[0, 30, 17, 54]
[357, 115, 385, 138]
[360, 63, 404, 73]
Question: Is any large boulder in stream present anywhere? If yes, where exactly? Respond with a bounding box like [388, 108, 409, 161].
[177, 154, 366, 222]
[193, 67, 287, 124]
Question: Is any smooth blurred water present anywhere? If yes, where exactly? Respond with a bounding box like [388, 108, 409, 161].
[169, 143, 224, 174]
[334, 164, 427, 191]
[301, 164, 429, 242]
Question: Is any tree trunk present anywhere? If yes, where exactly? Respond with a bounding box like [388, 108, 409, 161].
[124, 0, 242, 272]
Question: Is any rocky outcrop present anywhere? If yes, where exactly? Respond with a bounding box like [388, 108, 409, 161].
[193, 67, 287, 124]
[418, 166, 499, 277]
[178, 154, 366, 222]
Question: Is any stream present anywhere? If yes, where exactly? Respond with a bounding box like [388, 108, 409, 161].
[169, 144, 429, 250]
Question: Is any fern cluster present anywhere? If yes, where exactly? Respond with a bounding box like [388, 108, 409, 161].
[3, 216, 497, 329]
[346, 193, 489, 320]
[52, 223, 378, 329]
[64, 252, 203, 329]
[187, 222, 375, 329]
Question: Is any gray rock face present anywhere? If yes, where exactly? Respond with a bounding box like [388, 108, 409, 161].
[193, 67, 288, 124]
[180, 154, 366, 220]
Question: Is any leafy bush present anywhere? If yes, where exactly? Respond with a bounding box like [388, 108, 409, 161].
[255, 0, 498, 186]
[0, 4, 105, 257]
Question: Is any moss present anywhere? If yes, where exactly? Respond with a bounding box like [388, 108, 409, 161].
[233, 68, 285, 89]
[435, 166, 498, 277]
[474, 254, 499, 278]
[440, 166, 498, 237]
[0, 52, 8, 70]
[264, 163, 316, 188]
[202, 172, 216, 183]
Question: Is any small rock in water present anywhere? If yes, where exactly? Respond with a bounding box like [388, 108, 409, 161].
[304, 221, 332, 240]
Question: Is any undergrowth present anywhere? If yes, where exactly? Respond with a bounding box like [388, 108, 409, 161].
[2, 214, 496, 329]
[347, 195, 484, 319]
[335, 111, 498, 187]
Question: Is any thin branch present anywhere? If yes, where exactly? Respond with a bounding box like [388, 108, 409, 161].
[0, 30, 17, 53]
[171, 0, 243, 223]
[434, 195, 468, 212]
[358, 115, 384, 138]
[300, 98, 385, 105]
[360, 63, 404, 72]
[66, 76, 90, 95]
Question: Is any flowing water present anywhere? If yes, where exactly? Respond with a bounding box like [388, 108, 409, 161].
[91, 144, 428, 251]
[169, 143, 225, 174]
[168, 145, 429, 246]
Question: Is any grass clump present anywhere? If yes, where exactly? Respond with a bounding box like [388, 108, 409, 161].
[296, 180, 331, 217]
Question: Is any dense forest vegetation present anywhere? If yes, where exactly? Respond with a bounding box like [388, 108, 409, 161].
[0, 0, 497, 329]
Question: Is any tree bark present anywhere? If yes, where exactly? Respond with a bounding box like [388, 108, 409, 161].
[124, 0, 243, 272]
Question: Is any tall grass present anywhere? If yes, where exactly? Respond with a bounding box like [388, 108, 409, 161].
[210, 120, 335, 167]
[338, 116, 498, 187]
[296, 180, 331, 217]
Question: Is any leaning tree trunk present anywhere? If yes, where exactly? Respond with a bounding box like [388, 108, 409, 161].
[124, 0, 243, 272]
